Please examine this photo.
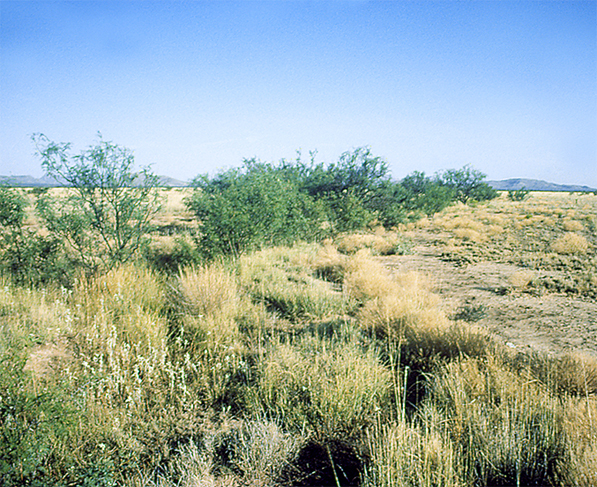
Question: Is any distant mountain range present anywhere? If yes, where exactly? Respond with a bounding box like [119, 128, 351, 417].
[1, 174, 595, 192]
[0, 174, 189, 187]
[485, 178, 596, 193]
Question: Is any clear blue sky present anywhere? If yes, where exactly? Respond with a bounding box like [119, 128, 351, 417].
[1, 0, 596, 186]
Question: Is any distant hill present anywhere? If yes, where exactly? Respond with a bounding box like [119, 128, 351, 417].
[2, 174, 594, 192]
[0, 174, 189, 188]
[486, 178, 596, 193]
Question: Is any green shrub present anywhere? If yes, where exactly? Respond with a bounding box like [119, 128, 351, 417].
[508, 187, 531, 201]
[399, 171, 456, 217]
[436, 165, 498, 204]
[0, 354, 76, 486]
[187, 159, 325, 258]
[33, 133, 161, 273]
[0, 188, 70, 285]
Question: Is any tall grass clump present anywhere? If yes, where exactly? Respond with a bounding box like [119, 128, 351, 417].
[237, 245, 357, 323]
[363, 418, 462, 487]
[246, 335, 392, 439]
[428, 358, 570, 486]
[552, 232, 589, 254]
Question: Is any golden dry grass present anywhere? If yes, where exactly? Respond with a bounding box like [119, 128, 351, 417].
[3, 190, 597, 486]
[509, 269, 535, 289]
[552, 232, 590, 254]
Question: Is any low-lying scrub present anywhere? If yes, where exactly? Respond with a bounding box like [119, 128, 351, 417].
[1, 239, 595, 486]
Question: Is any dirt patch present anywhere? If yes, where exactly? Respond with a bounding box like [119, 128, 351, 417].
[379, 233, 597, 358]
[24, 341, 71, 378]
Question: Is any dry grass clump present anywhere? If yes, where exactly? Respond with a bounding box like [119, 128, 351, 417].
[311, 240, 347, 283]
[487, 224, 504, 236]
[363, 418, 462, 487]
[145, 419, 304, 487]
[563, 219, 584, 232]
[342, 249, 396, 301]
[509, 269, 535, 290]
[179, 265, 241, 321]
[562, 397, 597, 486]
[511, 351, 597, 397]
[72, 265, 168, 349]
[453, 227, 487, 242]
[552, 232, 589, 254]
[356, 271, 442, 339]
[248, 336, 392, 438]
[335, 229, 406, 256]
[429, 358, 570, 486]
[237, 245, 356, 322]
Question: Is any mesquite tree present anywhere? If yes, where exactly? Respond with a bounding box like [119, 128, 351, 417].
[33, 133, 160, 272]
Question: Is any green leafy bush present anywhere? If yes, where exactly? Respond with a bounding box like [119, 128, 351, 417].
[33, 133, 161, 273]
[508, 187, 531, 201]
[187, 159, 326, 258]
[400, 171, 456, 217]
[0, 188, 68, 285]
[436, 164, 498, 204]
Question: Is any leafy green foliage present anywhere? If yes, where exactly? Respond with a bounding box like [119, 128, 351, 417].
[508, 187, 531, 201]
[436, 164, 498, 204]
[0, 188, 67, 285]
[188, 159, 326, 258]
[187, 149, 498, 258]
[0, 354, 75, 486]
[400, 171, 456, 217]
[299, 147, 396, 230]
[32, 134, 161, 272]
[0, 187, 27, 228]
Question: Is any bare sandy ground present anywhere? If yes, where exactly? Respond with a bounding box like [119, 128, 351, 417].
[379, 233, 597, 358]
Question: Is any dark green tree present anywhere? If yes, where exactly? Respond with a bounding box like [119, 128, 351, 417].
[400, 171, 455, 216]
[187, 159, 325, 258]
[299, 147, 392, 231]
[436, 165, 498, 204]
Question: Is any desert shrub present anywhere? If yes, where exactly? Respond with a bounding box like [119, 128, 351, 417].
[33, 133, 161, 273]
[508, 187, 530, 201]
[298, 147, 392, 231]
[399, 170, 456, 217]
[552, 232, 589, 254]
[436, 165, 498, 204]
[0, 187, 69, 286]
[187, 148, 460, 259]
[187, 159, 325, 258]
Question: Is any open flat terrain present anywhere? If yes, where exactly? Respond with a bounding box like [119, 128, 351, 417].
[379, 191, 597, 358]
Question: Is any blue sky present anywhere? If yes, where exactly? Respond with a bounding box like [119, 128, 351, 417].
[1, 0, 596, 186]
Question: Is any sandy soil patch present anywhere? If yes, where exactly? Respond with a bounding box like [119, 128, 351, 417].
[379, 232, 597, 358]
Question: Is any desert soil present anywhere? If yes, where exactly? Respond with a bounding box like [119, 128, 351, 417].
[379, 231, 597, 358]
